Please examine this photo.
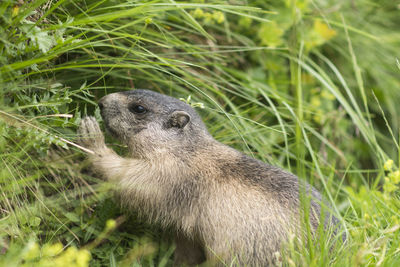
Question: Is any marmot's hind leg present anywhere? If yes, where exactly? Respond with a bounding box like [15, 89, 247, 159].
[174, 233, 205, 266]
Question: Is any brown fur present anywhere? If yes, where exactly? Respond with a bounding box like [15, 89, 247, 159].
[78, 89, 340, 266]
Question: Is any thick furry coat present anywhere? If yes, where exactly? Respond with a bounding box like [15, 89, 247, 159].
[78, 89, 340, 266]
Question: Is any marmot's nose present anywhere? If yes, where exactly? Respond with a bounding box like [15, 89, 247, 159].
[98, 101, 104, 111]
[98, 96, 106, 110]
[98, 93, 122, 110]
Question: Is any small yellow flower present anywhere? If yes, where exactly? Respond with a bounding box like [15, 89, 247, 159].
[350, 229, 359, 238]
[23, 241, 40, 260]
[203, 12, 212, 24]
[76, 249, 91, 267]
[42, 242, 63, 257]
[63, 246, 78, 259]
[145, 18, 153, 25]
[301, 74, 315, 85]
[212, 11, 225, 24]
[310, 96, 321, 107]
[384, 159, 394, 171]
[193, 8, 204, 18]
[105, 219, 117, 230]
[321, 90, 335, 100]
[383, 181, 397, 193]
[391, 170, 400, 184]
[12, 5, 19, 17]
[314, 20, 336, 41]
[238, 16, 252, 28]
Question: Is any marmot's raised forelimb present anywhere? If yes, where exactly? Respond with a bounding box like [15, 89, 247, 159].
[78, 89, 341, 266]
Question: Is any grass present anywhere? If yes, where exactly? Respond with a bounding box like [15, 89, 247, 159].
[1, 0, 400, 266]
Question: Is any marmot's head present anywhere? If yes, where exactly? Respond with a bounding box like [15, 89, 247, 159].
[98, 89, 210, 157]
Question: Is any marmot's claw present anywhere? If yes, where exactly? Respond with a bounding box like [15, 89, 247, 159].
[78, 116, 105, 151]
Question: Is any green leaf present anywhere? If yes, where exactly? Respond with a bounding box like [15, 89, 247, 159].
[29, 216, 41, 227]
[64, 212, 80, 223]
[257, 21, 284, 48]
[20, 23, 56, 53]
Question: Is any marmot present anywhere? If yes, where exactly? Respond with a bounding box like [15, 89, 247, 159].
[78, 89, 342, 266]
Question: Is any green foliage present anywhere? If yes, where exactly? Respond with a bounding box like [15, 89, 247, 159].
[0, 0, 399, 265]
[0, 241, 91, 267]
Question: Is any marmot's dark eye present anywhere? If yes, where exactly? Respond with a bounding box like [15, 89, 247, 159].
[129, 104, 147, 114]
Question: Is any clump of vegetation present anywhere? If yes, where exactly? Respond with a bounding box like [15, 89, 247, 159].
[0, 0, 399, 265]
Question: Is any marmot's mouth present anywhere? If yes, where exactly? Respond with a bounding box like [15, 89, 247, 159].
[99, 108, 121, 139]
[102, 119, 121, 140]
[129, 126, 147, 134]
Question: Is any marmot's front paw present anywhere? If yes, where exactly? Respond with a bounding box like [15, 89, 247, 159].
[78, 116, 106, 152]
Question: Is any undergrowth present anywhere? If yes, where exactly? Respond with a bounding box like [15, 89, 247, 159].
[0, 0, 399, 266]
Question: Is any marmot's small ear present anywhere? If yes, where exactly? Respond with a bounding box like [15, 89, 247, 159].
[168, 110, 191, 129]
